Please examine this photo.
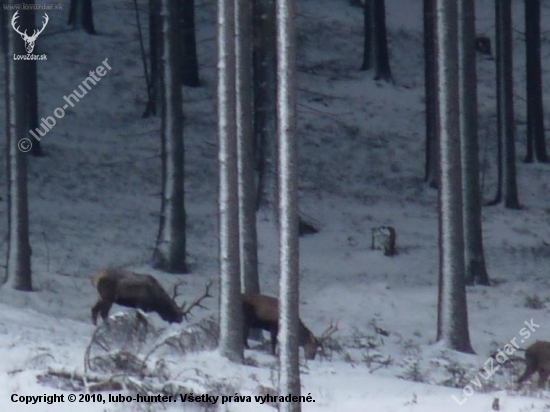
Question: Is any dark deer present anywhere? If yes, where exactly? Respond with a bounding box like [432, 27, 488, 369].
[91, 268, 212, 325]
[517, 341, 550, 389]
[242, 293, 338, 360]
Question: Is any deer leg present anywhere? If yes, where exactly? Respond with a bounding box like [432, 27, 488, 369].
[517, 365, 536, 385]
[270, 327, 278, 355]
[99, 301, 112, 324]
[538, 369, 550, 389]
[91, 301, 103, 325]
[243, 324, 250, 349]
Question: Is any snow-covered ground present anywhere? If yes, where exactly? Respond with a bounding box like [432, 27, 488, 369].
[1, 0, 550, 410]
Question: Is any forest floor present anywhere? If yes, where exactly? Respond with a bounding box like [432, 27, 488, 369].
[0, 0, 550, 410]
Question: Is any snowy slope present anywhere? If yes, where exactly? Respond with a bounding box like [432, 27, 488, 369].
[0, 0, 550, 410]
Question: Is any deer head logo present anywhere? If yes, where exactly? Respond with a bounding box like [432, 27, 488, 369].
[11, 11, 49, 54]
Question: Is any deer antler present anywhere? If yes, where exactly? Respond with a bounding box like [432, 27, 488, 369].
[179, 280, 213, 320]
[318, 320, 339, 344]
[171, 280, 186, 301]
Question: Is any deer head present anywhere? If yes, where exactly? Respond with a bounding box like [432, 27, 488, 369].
[305, 321, 339, 360]
[12, 11, 49, 54]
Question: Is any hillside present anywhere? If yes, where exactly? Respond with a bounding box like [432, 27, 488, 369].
[0, 0, 550, 410]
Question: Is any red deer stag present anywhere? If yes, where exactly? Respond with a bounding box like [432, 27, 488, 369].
[517, 341, 550, 389]
[91, 268, 212, 325]
[242, 293, 338, 360]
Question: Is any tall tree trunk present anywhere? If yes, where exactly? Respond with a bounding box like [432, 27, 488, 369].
[458, 0, 489, 286]
[179, 0, 200, 87]
[5, 6, 32, 291]
[372, 0, 392, 82]
[143, 0, 162, 117]
[423, 0, 438, 187]
[494, 0, 520, 209]
[276, 0, 301, 408]
[360, 0, 372, 71]
[236, 0, 260, 297]
[254, 0, 278, 218]
[68, 0, 96, 34]
[26, 58, 42, 156]
[0, 7, 5, 54]
[524, 0, 548, 163]
[435, 0, 474, 354]
[218, 0, 243, 362]
[19, 6, 43, 156]
[152, 0, 186, 273]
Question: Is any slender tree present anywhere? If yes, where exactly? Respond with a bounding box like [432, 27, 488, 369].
[435, 0, 474, 353]
[218, 0, 243, 362]
[360, 0, 372, 70]
[179, 0, 200, 87]
[276, 0, 301, 407]
[152, 0, 186, 273]
[491, 0, 520, 208]
[254, 0, 278, 217]
[371, 0, 392, 81]
[236, 0, 260, 297]
[524, 0, 548, 163]
[0, 8, 5, 53]
[20, 7, 43, 156]
[458, 0, 489, 286]
[143, 0, 162, 117]
[68, 0, 96, 34]
[5, 6, 32, 291]
[423, 0, 438, 187]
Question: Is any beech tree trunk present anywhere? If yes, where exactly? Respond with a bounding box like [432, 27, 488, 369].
[435, 0, 474, 354]
[218, 0, 243, 362]
[524, 0, 548, 163]
[492, 0, 520, 208]
[254, 0, 278, 218]
[458, 0, 489, 286]
[68, 0, 96, 34]
[5, 5, 32, 291]
[143, 0, 162, 117]
[179, 0, 200, 87]
[276, 0, 301, 408]
[236, 0, 260, 298]
[423, 0, 438, 187]
[152, 0, 186, 273]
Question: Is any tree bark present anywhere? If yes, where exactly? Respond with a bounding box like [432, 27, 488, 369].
[68, 0, 96, 34]
[236, 0, 260, 298]
[276, 0, 301, 408]
[423, 0, 438, 187]
[458, 0, 489, 286]
[493, 0, 520, 208]
[372, 0, 392, 82]
[254, 0, 278, 219]
[152, 0, 186, 273]
[179, 0, 200, 87]
[20, 6, 43, 156]
[143, 0, 162, 117]
[218, 0, 243, 362]
[435, 0, 474, 353]
[360, 0, 372, 71]
[5, 5, 32, 291]
[524, 0, 548, 163]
